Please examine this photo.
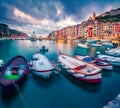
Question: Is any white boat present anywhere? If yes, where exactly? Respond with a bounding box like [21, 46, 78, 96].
[87, 39, 97, 43]
[75, 55, 113, 70]
[58, 54, 102, 83]
[30, 53, 55, 78]
[78, 43, 89, 48]
[91, 44, 103, 47]
[0, 59, 4, 67]
[100, 39, 111, 43]
[102, 42, 113, 47]
[97, 54, 120, 66]
[105, 47, 120, 57]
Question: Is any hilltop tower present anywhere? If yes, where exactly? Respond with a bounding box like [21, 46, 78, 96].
[88, 12, 96, 21]
[92, 12, 96, 20]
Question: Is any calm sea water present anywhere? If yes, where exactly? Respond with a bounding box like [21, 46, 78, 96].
[0, 40, 120, 108]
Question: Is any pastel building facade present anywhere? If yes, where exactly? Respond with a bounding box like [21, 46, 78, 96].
[48, 12, 120, 40]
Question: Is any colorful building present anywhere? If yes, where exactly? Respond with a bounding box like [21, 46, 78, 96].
[48, 12, 120, 40]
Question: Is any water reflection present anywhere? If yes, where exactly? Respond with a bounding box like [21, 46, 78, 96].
[60, 68, 101, 93]
[32, 74, 61, 88]
[0, 40, 120, 108]
[1, 76, 27, 104]
[113, 66, 120, 73]
[102, 70, 112, 77]
[89, 47, 95, 57]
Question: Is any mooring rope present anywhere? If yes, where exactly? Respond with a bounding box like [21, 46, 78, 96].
[13, 81, 29, 108]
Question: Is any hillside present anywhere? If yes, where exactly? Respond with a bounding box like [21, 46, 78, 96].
[10, 29, 27, 36]
[96, 8, 120, 22]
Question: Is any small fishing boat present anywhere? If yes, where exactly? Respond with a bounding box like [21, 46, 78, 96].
[30, 53, 54, 78]
[0, 56, 29, 87]
[77, 43, 89, 49]
[97, 54, 120, 66]
[91, 44, 103, 47]
[58, 54, 102, 83]
[75, 55, 113, 70]
[105, 47, 120, 57]
[39, 45, 48, 52]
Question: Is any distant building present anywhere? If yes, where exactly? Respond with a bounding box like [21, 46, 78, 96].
[88, 12, 96, 21]
[48, 9, 120, 40]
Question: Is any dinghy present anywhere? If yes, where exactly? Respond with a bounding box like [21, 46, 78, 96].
[58, 54, 102, 83]
[30, 53, 55, 78]
[39, 45, 48, 52]
[97, 54, 120, 66]
[75, 55, 113, 70]
[0, 56, 29, 87]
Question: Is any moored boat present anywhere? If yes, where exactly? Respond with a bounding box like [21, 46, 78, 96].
[58, 54, 102, 83]
[91, 43, 103, 47]
[0, 59, 4, 67]
[105, 47, 120, 57]
[97, 54, 120, 66]
[75, 55, 113, 70]
[0, 56, 29, 87]
[39, 45, 48, 52]
[30, 53, 55, 78]
[102, 42, 113, 47]
[77, 43, 89, 49]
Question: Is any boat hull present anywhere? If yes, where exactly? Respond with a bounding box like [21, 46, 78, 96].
[61, 64, 101, 83]
[72, 71, 101, 83]
[91, 44, 102, 47]
[98, 55, 120, 66]
[99, 65, 113, 70]
[110, 62, 120, 66]
[78, 43, 89, 49]
[32, 70, 53, 78]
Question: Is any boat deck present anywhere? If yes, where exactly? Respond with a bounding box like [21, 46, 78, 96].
[31, 54, 54, 71]
[59, 55, 101, 75]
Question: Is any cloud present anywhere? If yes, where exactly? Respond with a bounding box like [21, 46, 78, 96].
[78, 2, 120, 22]
[0, 0, 120, 37]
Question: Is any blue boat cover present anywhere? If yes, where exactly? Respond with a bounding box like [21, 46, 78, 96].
[83, 57, 94, 62]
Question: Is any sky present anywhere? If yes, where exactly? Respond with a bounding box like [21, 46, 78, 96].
[0, 0, 120, 37]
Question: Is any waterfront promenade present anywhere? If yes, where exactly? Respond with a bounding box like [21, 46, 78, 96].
[103, 94, 120, 108]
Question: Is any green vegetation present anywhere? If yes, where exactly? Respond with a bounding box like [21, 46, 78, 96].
[96, 14, 120, 22]
[10, 29, 27, 36]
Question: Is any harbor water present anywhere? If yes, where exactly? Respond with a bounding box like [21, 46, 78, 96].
[0, 40, 120, 108]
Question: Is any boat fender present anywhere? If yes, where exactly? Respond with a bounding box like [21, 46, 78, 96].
[25, 69, 29, 74]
